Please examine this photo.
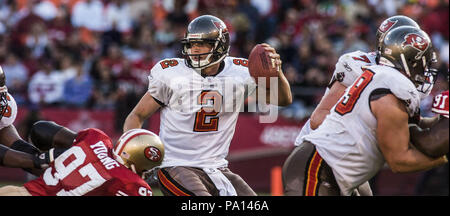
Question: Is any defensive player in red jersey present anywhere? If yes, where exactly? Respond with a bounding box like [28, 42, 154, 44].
[0, 121, 164, 196]
[410, 89, 449, 158]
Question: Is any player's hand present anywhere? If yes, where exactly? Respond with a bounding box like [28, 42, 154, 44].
[33, 148, 67, 169]
[261, 43, 282, 74]
[33, 152, 51, 169]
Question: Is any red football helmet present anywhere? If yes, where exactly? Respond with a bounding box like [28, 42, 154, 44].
[113, 129, 165, 177]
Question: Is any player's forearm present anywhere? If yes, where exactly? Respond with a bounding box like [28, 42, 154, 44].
[0, 145, 35, 169]
[123, 112, 145, 132]
[418, 115, 440, 128]
[310, 109, 330, 130]
[410, 118, 449, 158]
[275, 70, 292, 106]
[310, 81, 347, 130]
[389, 147, 448, 173]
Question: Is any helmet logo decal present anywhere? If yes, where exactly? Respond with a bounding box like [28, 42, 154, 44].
[213, 21, 228, 33]
[144, 146, 162, 162]
[401, 33, 429, 59]
[379, 19, 397, 33]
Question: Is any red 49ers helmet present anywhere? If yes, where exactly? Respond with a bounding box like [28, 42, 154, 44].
[113, 129, 165, 176]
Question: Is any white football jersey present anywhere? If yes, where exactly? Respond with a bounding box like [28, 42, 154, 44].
[148, 57, 256, 169]
[303, 64, 421, 195]
[0, 93, 18, 130]
[295, 51, 377, 146]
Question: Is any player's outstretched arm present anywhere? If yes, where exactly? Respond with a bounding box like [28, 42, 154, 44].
[417, 115, 440, 128]
[310, 81, 347, 130]
[0, 144, 50, 169]
[0, 125, 40, 155]
[372, 94, 447, 173]
[123, 92, 161, 132]
[261, 43, 292, 107]
[409, 117, 449, 158]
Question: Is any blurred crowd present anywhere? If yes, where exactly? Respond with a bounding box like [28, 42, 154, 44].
[0, 0, 448, 121]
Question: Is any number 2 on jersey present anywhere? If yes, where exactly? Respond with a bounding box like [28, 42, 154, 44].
[335, 70, 375, 115]
[194, 90, 223, 132]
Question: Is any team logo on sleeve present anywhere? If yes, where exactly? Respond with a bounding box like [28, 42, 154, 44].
[401, 33, 430, 59]
[144, 146, 162, 162]
[336, 72, 345, 82]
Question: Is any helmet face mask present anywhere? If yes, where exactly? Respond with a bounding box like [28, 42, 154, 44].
[0, 92, 8, 121]
[0, 66, 8, 121]
[415, 53, 438, 95]
[183, 39, 217, 68]
[379, 26, 435, 94]
[114, 129, 165, 177]
[181, 15, 230, 70]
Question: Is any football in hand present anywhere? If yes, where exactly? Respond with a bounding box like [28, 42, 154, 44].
[248, 44, 278, 88]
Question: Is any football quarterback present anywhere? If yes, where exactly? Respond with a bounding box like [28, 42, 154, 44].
[123, 15, 292, 196]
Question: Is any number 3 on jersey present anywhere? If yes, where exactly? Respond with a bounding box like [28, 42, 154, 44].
[335, 70, 375, 115]
[194, 90, 223, 132]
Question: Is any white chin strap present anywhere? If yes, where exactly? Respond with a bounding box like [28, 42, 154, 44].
[187, 40, 222, 69]
[130, 164, 137, 174]
[379, 57, 396, 68]
[189, 51, 213, 68]
[113, 152, 126, 166]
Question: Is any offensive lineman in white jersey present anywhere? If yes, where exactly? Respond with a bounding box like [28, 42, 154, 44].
[284, 26, 447, 196]
[0, 66, 44, 175]
[283, 15, 433, 195]
[123, 15, 292, 196]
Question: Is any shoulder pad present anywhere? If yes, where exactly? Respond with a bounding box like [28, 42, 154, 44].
[155, 58, 183, 70]
[371, 65, 421, 116]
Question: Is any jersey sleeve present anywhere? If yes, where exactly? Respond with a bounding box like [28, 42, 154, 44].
[384, 71, 421, 117]
[112, 178, 153, 196]
[75, 128, 113, 149]
[147, 61, 173, 106]
[125, 181, 152, 196]
[330, 54, 365, 88]
[432, 91, 449, 118]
